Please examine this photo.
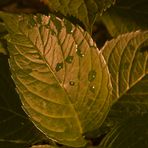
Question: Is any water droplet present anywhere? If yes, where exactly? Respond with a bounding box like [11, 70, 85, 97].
[88, 70, 96, 82]
[90, 86, 95, 93]
[55, 62, 63, 72]
[76, 48, 84, 57]
[69, 81, 75, 86]
[29, 16, 37, 27]
[36, 14, 42, 24]
[51, 15, 62, 33]
[71, 29, 74, 33]
[64, 19, 73, 34]
[45, 20, 50, 28]
[65, 56, 73, 63]
[51, 30, 56, 35]
[89, 38, 94, 46]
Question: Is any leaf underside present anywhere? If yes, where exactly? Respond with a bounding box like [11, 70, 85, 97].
[101, 31, 148, 127]
[0, 54, 44, 148]
[43, 0, 116, 32]
[0, 12, 112, 147]
[99, 114, 148, 148]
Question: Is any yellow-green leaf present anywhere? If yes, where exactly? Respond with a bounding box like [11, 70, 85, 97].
[0, 12, 112, 147]
[102, 30, 148, 102]
[101, 30, 148, 125]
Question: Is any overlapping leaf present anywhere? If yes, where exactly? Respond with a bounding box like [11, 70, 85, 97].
[42, 0, 116, 32]
[101, 0, 148, 36]
[99, 114, 148, 148]
[31, 145, 56, 148]
[0, 22, 7, 54]
[0, 42, 7, 55]
[0, 54, 45, 148]
[0, 12, 112, 147]
[101, 30, 148, 123]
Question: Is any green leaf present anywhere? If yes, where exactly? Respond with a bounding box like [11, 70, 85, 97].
[0, 41, 7, 55]
[0, 22, 8, 55]
[31, 145, 56, 148]
[0, 12, 112, 147]
[102, 30, 148, 101]
[43, 0, 116, 32]
[99, 114, 148, 148]
[0, 54, 45, 148]
[101, 30, 148, 125]
[101, 0, 148, 37]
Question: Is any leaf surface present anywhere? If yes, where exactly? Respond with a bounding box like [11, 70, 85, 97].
[99, 114, 148, 148]
[0, 12, 112, 147]
[101, 0, 148, 36]
[43, 0, 116, 32]
[101, 31, 148, 125]
[0, 54, 45, 148]
[0, 42, 7, 55]
[31, 145, 56, 148]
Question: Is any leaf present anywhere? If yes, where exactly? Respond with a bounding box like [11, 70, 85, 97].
[0, 41, 7, 55]
[0, 12, 112, 147]
[102, 30, 148, 101]
[42, 0, 116, 32]
[0, 54, 46, 148]
[101, 0, 148, 37]
[31, 145, 56, 148]
[0, 0, 11, 7]
[99, 114, 148, 148]
[101, 31, 148, 126]
[0, 22, 8, 55]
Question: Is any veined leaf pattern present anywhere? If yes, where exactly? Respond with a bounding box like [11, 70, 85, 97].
[102, 30, 148, 101]
[99, 114, 148, 148]
[0, 12, 112, 147]
[42, 0, 116, 32]
[101, 31, 148, 124]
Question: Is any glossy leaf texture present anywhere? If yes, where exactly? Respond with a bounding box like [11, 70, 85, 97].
[101, 0, 148, 37]
[0, 54, 45, 148]
[0, 12, 112, 147]
[101, 30, 148, 124]
[42, 0, 116, 32]
[99, 114, 148, 148]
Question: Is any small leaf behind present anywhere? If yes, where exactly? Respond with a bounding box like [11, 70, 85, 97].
[101, 30, 148, 131]
[42, 0, 116, 32]
[99, 114, 148, 148]
[0, 54, 45, 148]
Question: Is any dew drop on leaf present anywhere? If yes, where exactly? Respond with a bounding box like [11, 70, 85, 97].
[29, 16, 37, 27]
[65, 56, 73, 63]
[88, 70, 96, 82]
[69, 81, 75, 86]
[51, 15, 62, 33]
[45, 20, 50, 28]
[55, 62, 63, 72]
[76, 48, 84, 57]
[64, 19, 73, 34]
[90, 85, 95, 93]
[36, 14, 42, 24]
